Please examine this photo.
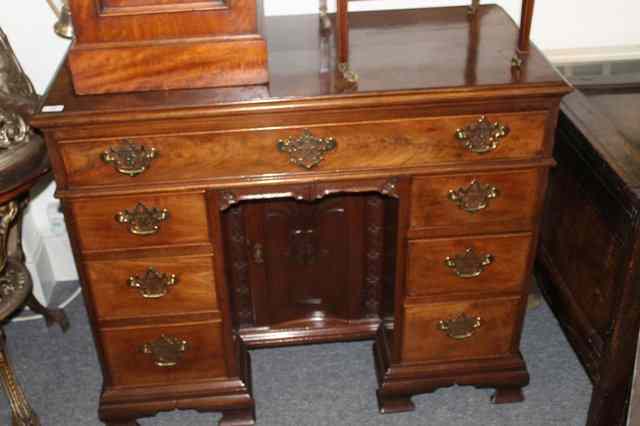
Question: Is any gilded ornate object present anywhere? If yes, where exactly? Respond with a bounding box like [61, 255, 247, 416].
[115, 203, 169, 236]
[142, 335, 188, 368]
[277, 130, 337, 170]
[337, 62, 359, 84]
[128, 268, 178, 299]
[101, 140, 157, 177]
[0, 25, 57, 426]
[46, 0, 74, 39]
[0, 331, 40, 426]
[438, 313, 482, 340]
[445, 248, 494, 278]
[0, 202, 18, 274]
[0, 111, 29, 149]
[455, 116, 510, 154]
[448, 180, 499, 213]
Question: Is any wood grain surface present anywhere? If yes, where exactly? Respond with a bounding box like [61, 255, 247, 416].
[100, 320, 227, 387]
[406, 233, 533, 299]
[401, 297, 521, 363]
[410, 168, 541, 234]
[58, 112, 547, 188]
[69, 191, 209, 252]
[85, 254, 219, 321]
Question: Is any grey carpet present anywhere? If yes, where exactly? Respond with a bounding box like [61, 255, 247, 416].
[0, 282, 591, 425]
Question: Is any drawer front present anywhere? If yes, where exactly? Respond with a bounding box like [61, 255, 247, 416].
[406, 233, 533, 298]
[69, 192, 209, 252]
[85, 254, 218, 321]
[59, 112, 547, 187]
[401, 297, 521, 363]
[100, 321, 226, 387]
[410, 169, 542, 233]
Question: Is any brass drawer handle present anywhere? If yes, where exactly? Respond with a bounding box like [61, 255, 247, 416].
[448, 180, 499, 213]
[445, 248, 494, 278]
[455, 116, 510, 154]
[277, 129, 337, 170]
[438, 313, 482, 340]
[142, 335, 188, 368]
[128, 267, 178, 299]
[115, 203, 169, 236]
[101, 140, 157, 177]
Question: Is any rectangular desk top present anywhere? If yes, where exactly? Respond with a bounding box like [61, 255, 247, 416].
[34, 5, 569, 128]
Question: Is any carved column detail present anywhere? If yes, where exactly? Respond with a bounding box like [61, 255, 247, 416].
[363, 196, 385, 318]
[225, 205, 254, 327]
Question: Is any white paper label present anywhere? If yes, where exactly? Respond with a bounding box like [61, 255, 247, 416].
[42, 105, 65, 113]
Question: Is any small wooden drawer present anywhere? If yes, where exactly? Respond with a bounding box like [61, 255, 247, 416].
[85, 254, 218, 321]
[401, 297, 522, 363]
[406, 233, 533, 298]
[68, 192, 209, 252]
[410, 169, 542, 235]
[100, 321, 227, 388]
[59, 112, 547, 188]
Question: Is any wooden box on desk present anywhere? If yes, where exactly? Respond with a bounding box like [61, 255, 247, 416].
[67, 0, 269, 95]
[536, 75, 640, 426]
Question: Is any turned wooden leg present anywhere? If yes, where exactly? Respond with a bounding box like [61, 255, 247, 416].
[0, 328, 40, 426]
[25, 293, 69, 332]
[491, 387, 525, 404]
[376, 390, 416, 414]
[219, 406, 256, 426]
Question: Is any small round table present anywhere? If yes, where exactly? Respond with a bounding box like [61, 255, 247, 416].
[0, 122, 69, 426]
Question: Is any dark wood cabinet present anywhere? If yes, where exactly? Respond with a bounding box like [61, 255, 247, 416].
[537, 75, 640, 426]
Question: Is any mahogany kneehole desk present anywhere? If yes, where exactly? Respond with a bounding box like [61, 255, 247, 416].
[33, 6, 571, 425]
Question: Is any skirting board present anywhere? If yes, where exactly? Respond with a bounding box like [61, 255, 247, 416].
[544, 45, 640, 64]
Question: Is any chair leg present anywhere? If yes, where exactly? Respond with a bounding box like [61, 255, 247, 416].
[25, 293, 69, 333]
[0, 329, 40, 426]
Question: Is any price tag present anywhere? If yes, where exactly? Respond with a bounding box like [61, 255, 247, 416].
[42, 105, 65, 113]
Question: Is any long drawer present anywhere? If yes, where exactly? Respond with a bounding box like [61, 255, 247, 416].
[85, 254, 218, 321]
[100, 321, 227, 388]
[401, 297, 522, 363]
[68, 191, 210, 252]
[58, 112, 548, 188]
[406, 233, 533, 299]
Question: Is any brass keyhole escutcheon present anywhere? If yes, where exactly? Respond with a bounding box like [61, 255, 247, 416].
[276, 129, 337, 170]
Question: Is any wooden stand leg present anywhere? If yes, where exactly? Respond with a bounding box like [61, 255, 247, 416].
[491, 387, 525, 404]
[0, 329, 40, 426]
[219, 406, 256, 426]
[25, 293, 69, 332]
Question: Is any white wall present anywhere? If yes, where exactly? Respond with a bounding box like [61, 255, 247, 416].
[264, 1, 640, 52]
[1, 0, 639, 300]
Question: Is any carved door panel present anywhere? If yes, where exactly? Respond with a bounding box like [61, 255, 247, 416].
[246, 196, 363, 326]
[222, 191, 392, 335]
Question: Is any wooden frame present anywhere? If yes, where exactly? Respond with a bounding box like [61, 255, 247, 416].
[67, 0, 269, 95]
[336, 0, 536, 65]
